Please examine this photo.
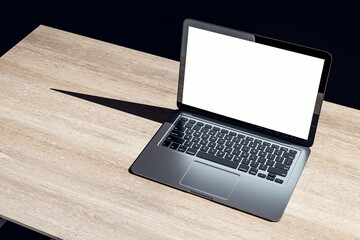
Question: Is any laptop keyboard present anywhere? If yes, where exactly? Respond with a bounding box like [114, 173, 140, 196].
[161, 116, 298, 184]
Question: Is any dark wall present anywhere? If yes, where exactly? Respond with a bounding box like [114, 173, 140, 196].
[1, 1, 359, 110]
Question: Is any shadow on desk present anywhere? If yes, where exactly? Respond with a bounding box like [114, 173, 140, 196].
[51, 89, 174, 124]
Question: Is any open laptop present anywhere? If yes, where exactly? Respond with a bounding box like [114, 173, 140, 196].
[129, 19, 332, 221]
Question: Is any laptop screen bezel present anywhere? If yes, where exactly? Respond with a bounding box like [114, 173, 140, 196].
[177, 19, 332, 147]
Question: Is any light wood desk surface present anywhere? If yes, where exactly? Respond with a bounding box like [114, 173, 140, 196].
[0, 25, 359, 240]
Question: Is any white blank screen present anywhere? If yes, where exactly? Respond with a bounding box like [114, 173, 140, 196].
[182, 27, 325, 140]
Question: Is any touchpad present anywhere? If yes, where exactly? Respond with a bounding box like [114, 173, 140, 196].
[180, 161, 240, 200]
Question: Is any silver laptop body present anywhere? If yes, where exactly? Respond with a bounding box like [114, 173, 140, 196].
[130, 19, 332, 221]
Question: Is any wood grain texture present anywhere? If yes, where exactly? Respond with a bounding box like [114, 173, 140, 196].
[0, 25, 359, 240]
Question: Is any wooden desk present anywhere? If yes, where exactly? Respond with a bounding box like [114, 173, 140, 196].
[0, 25, 359, 240]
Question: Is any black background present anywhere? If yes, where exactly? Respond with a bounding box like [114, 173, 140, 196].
[1, 1, 359, 110]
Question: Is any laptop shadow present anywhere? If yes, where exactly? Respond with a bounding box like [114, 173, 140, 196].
[51, 88, 174, 124]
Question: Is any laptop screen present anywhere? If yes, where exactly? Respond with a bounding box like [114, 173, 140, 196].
[181, 26, 325, 140]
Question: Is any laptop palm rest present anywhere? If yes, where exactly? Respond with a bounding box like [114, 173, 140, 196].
[180, 161, 240, 200]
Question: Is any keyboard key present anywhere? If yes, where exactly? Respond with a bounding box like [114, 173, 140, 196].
[267, 154, 275, 160]
[216, 145, 224, 151]
[177, 120, 187, 127]
[257, 157, 266, 163]
[241, 139, 249, 145]
[272, 144, 280, 149]
[258, 151, 267, 157]
[274, 149, 283, 155]
[193, 132, 201, 137]
[225, 153, 233, 160]
[162, 140, 171, 147]
[266, 175, 275, 181]
[170, 143, 179, 150]
[249, 154, 257, 161]
[234, 156, 242, 162]
[197, 122, 204, 126]
[170, 130, 185, 138]
[275, 178, 284, 184]
[259, 164, 267, 171]
[242, 159, 250, 165]
[217, 139, 225, 144]
[185, 123, 193, 128]
[197, 151, 239, 169]
[257, 145, 266, 150]
[240, 152, 249, 158]
[216, 151, 225, 157]
[258, 173, 266, 178]
[221, 129, 229, 134]
[275, 156, 284, 162]
[208, 130, 216, 135]
[233, 144, 241, 149]
[268, 172, 276, 178]
[283, 152, 295, 159]
[192, 143, 200, 149]
[224, 147, 232, 153]
[193, 125, 201, 131]
[205, 124, 212, 128]
[266, 160, 275, 166]
[200, 128, 209, 133]
[238, 164, 250, 172]
[232, 137, 240, 143]
[208, 142, 216, 148]
[284, 158, 293, 165]
[250, 148, 258, 154]
[265, 147, 275, 153]
[242, 146, 250, 152]
[250, 161, 259, 168]
[275, 162, 290, 171]
[186, 148, 197, 155]
[246, 136, 254, 141]
[224, 135, 231, 141]
[280, 147, 289, 152]
[185, 129, 194, 134]
[178, 145, 187, 152]
[249, 168, 258, 175]
[208, 148, 217, 155]
[200, 139, 208, 145]
[225, 141, 234, 147]
[249, 142, 257, 148]
[237, 134, 245, 138]
[213, 127, 220, 131]
[254, 139, 262, 144]
[229, 131, 237, 136]
[180, 117, 188, 121]
[184, 134, 192, 140]
[200, 131, 210, 137]
[232, 149, 241, 156]
[263, 142, 271, 146]
[289, 149, 297, 154]
[174, 125, 186, 132]
[267, 167, 287, 177]
[200, 146, 209, 152]
[216, 132, 225, 138]
[192, 137, 200, 143]
[184, 141, 192, 147]
[209, 136, 217, 142]
[166, 135, 185, 144]
[189, 120, 196, 124]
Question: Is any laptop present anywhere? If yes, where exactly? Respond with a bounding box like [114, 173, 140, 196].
[129, 19, 332, 221]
